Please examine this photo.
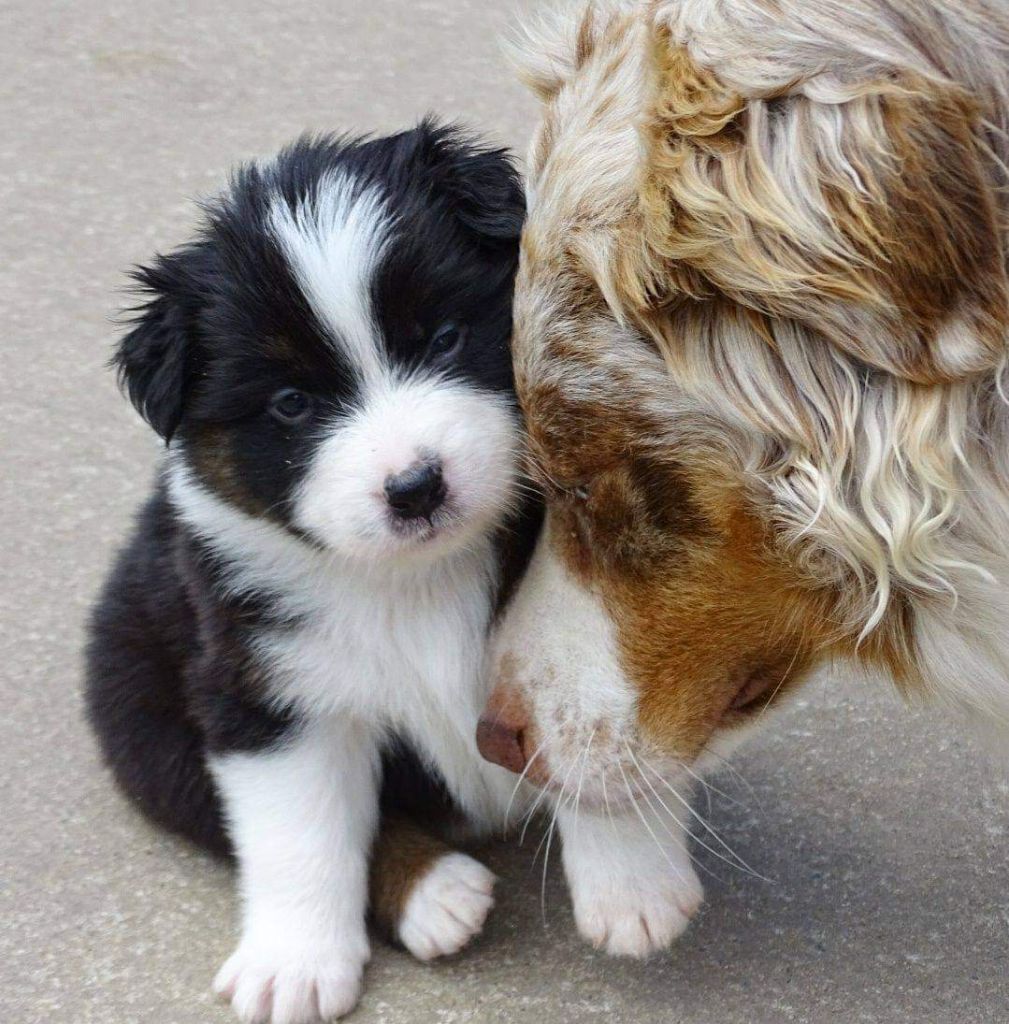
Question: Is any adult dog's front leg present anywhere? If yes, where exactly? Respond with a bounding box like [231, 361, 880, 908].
[210, 716, 380, 1024]
[559, 803, 703, 958]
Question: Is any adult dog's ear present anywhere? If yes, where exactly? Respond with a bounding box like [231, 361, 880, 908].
[418, 120, 525, 246]
[504, 0, 611, 103]
[113, 252, 201, 441]
[624, 27, 1009, 387]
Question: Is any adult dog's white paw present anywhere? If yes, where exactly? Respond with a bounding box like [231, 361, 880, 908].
[570, 869, 703, 958]
[397, 852, 496, 962]
[560, 808, 703, 959]
[213, 932, 369, 1024]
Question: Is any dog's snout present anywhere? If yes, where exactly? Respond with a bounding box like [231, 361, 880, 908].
[384, 460, 445, 520]
[476, 686, 532, 775]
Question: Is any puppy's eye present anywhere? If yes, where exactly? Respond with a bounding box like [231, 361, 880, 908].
[268, 388, 313, 425]
[428, 322, 467, 361]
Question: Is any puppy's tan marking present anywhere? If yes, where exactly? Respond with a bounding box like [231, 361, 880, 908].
[368, 816, 449, 935]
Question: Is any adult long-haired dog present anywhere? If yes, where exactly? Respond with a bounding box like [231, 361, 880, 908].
[476, 0, 1009, 956]
[86, 123, 539, 1023]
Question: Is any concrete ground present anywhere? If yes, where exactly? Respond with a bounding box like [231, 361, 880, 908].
[2, 1, 1008, 1022]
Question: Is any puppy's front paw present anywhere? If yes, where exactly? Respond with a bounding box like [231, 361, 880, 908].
[397, 851, 496, 961]
[570, 869, 702, 957]
[213, 931, 369, 1024]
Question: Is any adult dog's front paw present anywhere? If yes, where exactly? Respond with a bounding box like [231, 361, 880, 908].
[397, 851, 496, 961]
[569, 869, 703, 957]
[213, 930, 369, 1024]
[561, 811, 703, 958]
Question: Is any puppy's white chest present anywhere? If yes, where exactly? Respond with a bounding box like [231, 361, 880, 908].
[259, 548, 494, 725]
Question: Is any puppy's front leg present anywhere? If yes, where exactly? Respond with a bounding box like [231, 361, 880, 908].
[558, 802, 703, 958]
[369, 813, 496, 962]
[210, 715, 380, 1024]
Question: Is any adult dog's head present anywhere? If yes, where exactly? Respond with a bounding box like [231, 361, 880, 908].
[479, 0, 1009, 809]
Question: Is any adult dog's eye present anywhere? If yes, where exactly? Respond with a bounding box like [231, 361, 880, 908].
[268, 388, 313, 425]
[428, 322, 467, 361]
[557, 480, 591, 502]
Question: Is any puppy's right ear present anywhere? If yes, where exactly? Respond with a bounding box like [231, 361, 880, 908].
[113, 253, 199, 441]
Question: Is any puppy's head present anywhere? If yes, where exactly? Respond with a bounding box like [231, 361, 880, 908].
[481, 0, 1009, 807]
[116, 123, 525, 563]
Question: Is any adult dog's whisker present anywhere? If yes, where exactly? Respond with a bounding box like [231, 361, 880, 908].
[624, 745, 755, 880]
[638, 756, 769, 881]
[616, 758, 693, 890]
[600, 768, 621, 840]
[624, 762, 726, 886]
[539, 803, 561, 928]
[504, 735, 549, 834]
[534, 745, 583, 929]
[679, 760, 746, 812]
[518, 779, 553, 847]
[570, 728, 597, 842]
[699, 748, 763, 810]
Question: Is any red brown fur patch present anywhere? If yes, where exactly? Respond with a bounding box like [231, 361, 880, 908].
[526, 382, 918, 756]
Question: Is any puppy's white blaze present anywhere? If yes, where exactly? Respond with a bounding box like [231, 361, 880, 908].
[293, 376, 520, 562]
[268, 172, 390, 385]
[209, 715, 380, 1020]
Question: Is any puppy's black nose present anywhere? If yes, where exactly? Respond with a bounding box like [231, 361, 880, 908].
[384, 461, 446, 520]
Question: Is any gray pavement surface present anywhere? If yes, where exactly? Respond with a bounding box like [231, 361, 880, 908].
[3, 2, 1008, 1022]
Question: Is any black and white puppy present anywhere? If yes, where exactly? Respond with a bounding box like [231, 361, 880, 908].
[86, 123, 539, 1024]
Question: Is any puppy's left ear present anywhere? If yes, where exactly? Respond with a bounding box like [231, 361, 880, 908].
[421, 121, 526, 245]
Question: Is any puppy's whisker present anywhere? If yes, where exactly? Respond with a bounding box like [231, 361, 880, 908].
[522, 450, 565, 493]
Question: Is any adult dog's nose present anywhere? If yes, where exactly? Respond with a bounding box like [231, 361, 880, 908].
[476, 687, 530, 775]
[476, 718, 527, 774]
[384, 460, 445, 520]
